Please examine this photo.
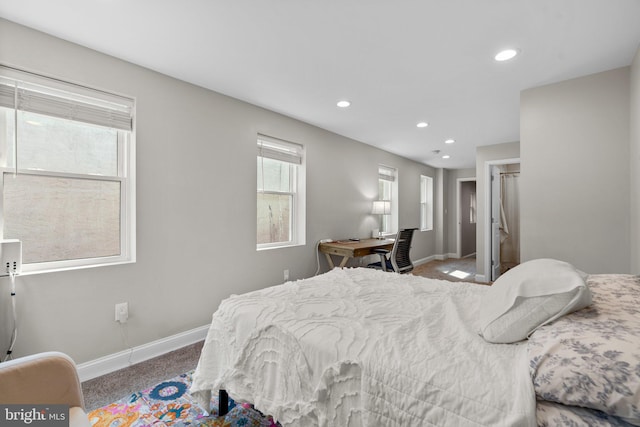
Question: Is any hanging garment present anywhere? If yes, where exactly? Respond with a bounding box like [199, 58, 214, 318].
[499, 199, 509, 243]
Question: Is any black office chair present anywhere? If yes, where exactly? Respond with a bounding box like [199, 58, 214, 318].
[367, 228, 416, 274]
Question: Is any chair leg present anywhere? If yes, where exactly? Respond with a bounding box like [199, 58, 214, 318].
[378, 254, 387, 271]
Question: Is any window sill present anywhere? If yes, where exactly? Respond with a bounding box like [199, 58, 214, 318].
[17, 258, 135, 276]
[257, 242, 305, 251]
[378, 232, 396, 238]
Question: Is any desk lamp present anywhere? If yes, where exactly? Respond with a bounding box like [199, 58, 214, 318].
[371, 200, 391, 238]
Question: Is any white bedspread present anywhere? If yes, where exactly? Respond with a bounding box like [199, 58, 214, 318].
[190, 268, 535, 426]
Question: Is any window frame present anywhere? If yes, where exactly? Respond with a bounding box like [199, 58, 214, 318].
[256, 134, 305, 250]
[0, 66, 136, 274]
[420, 175, 434, 231]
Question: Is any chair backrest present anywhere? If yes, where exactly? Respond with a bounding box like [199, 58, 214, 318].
[0, 351, 85, 408]
[390, 228, 416, 273]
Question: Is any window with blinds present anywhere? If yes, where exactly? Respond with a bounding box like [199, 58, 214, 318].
[420, 175, 434, 231]
[378, 165, 397, 234]
[257, 134, 305, 249]
[0, 66, 136, 273]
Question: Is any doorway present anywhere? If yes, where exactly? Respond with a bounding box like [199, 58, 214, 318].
[457, 178, 477, 258]
[499, 165, 520, 275]
[486, 159, 521, 281]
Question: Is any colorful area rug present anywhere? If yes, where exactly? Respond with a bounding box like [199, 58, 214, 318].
[88, 370, 279, 427]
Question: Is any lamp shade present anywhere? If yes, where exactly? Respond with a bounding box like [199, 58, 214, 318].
[372, 200, 391, 215]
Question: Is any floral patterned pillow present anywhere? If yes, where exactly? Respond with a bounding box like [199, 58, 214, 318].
[529, 274, 640, 425]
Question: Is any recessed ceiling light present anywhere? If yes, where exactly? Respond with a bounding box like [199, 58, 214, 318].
[416, 122, 429, 128]
[495, 48, 519, 61]
[442, 155, 451, 159]
[336, 100, 351, 108]
[445, 139, 455, 144]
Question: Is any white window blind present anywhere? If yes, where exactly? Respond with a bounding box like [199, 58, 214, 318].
[0, 66, 133, 131]
[378, 165, 396, 182]
[257, 134, 302, 165]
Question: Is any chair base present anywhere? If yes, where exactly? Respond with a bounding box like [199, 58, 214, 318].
[367, 260, 393, 271]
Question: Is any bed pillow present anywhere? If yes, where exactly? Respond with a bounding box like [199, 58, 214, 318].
[529, 274, 640, 424]
[478, 258, 591, 344]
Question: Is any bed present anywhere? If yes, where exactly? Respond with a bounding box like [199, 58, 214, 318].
[190, 259, 640, 426]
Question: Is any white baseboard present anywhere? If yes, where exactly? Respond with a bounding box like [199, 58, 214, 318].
[414, 255, 437, 265]
[475, 274, 488, 283]
[414, 253, 458, 266]
[435, 253, 458, 261]
[77, 324, 209, 382]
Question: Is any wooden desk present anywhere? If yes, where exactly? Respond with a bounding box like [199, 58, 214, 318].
[319, 238, 394, 269]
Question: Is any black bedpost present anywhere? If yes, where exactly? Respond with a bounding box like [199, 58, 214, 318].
[218, 389, 229, 416]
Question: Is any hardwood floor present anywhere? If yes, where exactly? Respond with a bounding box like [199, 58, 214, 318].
[412, 256, 486, 284]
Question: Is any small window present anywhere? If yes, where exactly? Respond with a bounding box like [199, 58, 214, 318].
[378, 165, 398, 234]
[420, 175, 433, 231]
[0, 66, 135, 273]
[257, 135, 305, 250]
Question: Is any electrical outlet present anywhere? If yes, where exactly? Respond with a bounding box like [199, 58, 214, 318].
[115, 302, 129, 323]
[0, 240, 22, 276]
[284, 269, 289, 281]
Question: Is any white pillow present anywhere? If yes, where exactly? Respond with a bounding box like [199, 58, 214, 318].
[478, 259, 592, 344]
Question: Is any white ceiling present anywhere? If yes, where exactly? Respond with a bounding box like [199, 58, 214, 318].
[1, 0, 639, 169]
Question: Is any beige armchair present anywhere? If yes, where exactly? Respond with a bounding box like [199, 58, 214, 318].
[0, 351, 91, 427]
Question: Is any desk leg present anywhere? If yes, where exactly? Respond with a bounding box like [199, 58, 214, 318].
[324, 253, 335, 269]
[324, 253, 336, 270]
[324, 253, 351, 269]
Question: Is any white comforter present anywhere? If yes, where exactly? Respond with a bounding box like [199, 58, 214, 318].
[190, 268, 535, 426]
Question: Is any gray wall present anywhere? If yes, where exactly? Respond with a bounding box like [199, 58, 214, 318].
[0, 19, 437, 363]
[631, 45, 640, 274]
[520, 67, 631, 273]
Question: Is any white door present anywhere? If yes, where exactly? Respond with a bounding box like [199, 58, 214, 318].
[491, 166, 501, 281]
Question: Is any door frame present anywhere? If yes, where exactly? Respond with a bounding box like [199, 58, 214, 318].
[483, 158, 520, 282]
[456, 177, 477, 258]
